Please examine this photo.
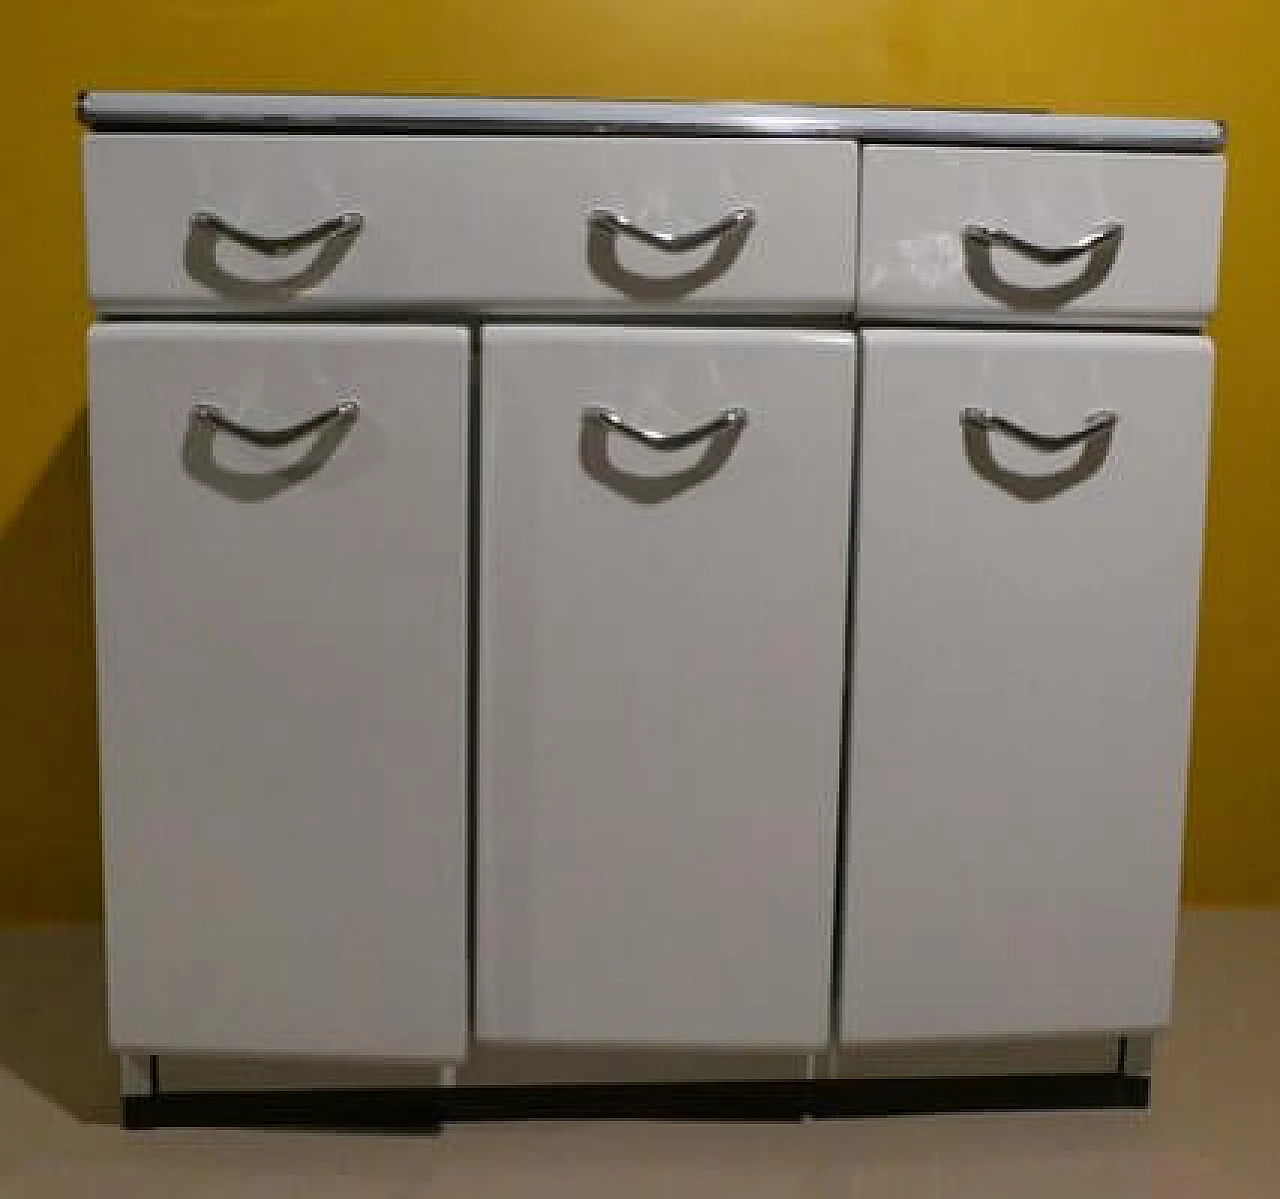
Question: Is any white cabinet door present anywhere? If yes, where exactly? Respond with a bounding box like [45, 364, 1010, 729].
[843, 330, 1213, 1042]
[479, 327, 855, 1046]
[90, 324, 468, 1059]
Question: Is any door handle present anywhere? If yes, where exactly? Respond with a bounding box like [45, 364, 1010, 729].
[191, 399, 360, 447]
[584, 405, 748, 451]
[189, 210, 364, 257]
[962, 222, 1124, 268]
[961, 407, 1118, 452]
[588, 207, 756, 253]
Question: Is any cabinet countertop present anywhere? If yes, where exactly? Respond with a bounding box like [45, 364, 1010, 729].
[77, 92, 1226, 152]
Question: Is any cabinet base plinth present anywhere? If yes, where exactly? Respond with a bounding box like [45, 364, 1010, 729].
[122, 1087, 446, 1132]
[121, 1073, 1150, 1131]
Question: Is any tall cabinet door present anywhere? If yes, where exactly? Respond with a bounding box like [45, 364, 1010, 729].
[90, 324, 468, 1059]
[843, 329, 1213, 1042]
[479, 327, 855, 1046]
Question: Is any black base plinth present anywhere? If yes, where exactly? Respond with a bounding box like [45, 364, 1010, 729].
[123, 1072, 1150, 1131]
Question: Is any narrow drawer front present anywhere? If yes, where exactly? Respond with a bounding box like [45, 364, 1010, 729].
[858, 146, 1224, 325]
[84, 135, 858, 314]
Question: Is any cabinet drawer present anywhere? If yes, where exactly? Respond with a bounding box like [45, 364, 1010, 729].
[858, 147, 1224, 325]
[90, 324, 468, 1058]
[84, 135, 857, 314]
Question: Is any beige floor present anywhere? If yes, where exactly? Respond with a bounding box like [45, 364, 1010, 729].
[0, 911, 1276, 1197]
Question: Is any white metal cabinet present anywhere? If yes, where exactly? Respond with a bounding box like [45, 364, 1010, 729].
[478, 327, 855, 1046]
[89, 324, 469, 1058]
[842, 330, 1213, 1042]
[858, 147, 1225, 325]
[83, 135, 857, 314]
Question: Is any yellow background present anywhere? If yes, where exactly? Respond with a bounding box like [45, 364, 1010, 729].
[2, 0, 1275, 922]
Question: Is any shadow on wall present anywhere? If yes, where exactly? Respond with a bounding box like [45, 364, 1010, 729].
[0, 925, 117, 1123]
[0, 412, 103, 923]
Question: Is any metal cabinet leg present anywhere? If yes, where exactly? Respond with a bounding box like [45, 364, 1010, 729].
[1116, 1034, 1154, 1108]
[120, 1054, 158, 1129]
[1118, 1034, 1154, 1078]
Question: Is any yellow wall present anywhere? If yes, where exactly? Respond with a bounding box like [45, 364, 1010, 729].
[2, 0, 1276, 921]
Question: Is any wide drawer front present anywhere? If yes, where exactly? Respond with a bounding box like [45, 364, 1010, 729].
[83, 134, 858, 314]
[858, 147, 1225, 326]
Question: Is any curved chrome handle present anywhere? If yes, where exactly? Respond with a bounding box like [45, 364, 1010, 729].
[962, 222, 1123, 267]
[588, 207, 756, 253]
[191, 399, 360, 447]
[189, 210, 364, 257]
[961, 407, 1118, 452]
[584, 405, 748, 451]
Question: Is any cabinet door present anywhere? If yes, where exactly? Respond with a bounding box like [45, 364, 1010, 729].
[843, 330, 1212, 1042]
[90, 324, 468, 1059]
[479, 327, 855, 1046]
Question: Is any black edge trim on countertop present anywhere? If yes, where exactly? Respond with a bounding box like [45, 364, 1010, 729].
[122, 1073, 1150, 1131]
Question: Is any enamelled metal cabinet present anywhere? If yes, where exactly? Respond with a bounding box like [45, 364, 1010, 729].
[77, 93, 1226, 1128]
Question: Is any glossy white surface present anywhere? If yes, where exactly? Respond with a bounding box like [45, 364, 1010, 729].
[83, 135, 858, 314]
[477, 327, 855, 1046]
[78, 92, 1227, 151]
[843, 329, 1213, 1042]
[90, 324, 469, 1058]
[79, 104, 1228, 1077]
[858, 147, 1225, 325]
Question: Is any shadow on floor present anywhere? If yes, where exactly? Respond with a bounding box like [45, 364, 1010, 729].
[0, 411, 104, 925]
[0, 416, 114, 1121]
[0, 925, 117, 1124]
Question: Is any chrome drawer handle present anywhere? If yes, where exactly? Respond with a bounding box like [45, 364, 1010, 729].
[584, 405, 748, 451]
[588, 207, 756, 253]
[192, 399, 360, 447]
[962, 222, 1123, 267]
[962, 407, 1118, 452]
[189, 210, 364, 256]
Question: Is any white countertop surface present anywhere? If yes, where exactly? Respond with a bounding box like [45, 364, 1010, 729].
[77, 93, 1225, 151]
